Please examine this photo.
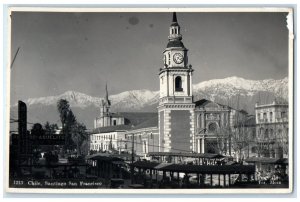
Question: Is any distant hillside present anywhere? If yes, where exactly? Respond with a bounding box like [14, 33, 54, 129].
[10, 76, 288, 130]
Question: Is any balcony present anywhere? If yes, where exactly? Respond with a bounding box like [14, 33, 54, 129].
[258, 119, 269, 123]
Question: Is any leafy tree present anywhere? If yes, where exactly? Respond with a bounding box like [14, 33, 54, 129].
[57, 99, 88, 155]
[57, 99, 70, 126]
[57, 99, 74, 151]
[214, 126, 231, 155]
[44, 122, 59, 135]
[71, 122, 88, 155]
[230, 125, 253, 162]
[80, 139, 90, 156]
[31, 123, 45, 136]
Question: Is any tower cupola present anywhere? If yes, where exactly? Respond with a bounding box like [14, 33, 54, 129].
[168, 12, 182, 42]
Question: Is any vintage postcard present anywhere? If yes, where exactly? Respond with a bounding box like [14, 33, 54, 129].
[5, 7, 294, 194]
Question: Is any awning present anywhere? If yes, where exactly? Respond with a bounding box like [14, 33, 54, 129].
[148, 152, 224, 159]
[245, 157, 279, 164]
[131, 161, 160, 169]
[112, 161, 126, 165]
[158, 164, 255, 174]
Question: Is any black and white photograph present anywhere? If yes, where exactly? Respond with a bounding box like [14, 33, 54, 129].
[6, 7, 294, 193]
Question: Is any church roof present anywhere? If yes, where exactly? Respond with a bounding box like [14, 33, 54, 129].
[242, 115, 256, 127]
[170, 22, 179, 26]
[170, 12, 179, 26]
[194, 99, 210, 107]
[172, 12, 177, 23]
[94, 112, 157, 133]
[110, 113, 124, 118]
[194, 98, 249, 114]
[245, 116, 255, 126]
[120, 112, 157, 126]
[93, 124, 132, 133]
[129, 116, 158, 131]
[166, 40, 185, 48]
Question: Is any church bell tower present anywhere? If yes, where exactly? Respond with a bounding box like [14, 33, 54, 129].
[158, 12, 195, 152]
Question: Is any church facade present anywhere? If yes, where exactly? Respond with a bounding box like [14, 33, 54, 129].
[90, 13, 253, 157]
[158, 13, 249, 155]
[94, 84, 125, 128]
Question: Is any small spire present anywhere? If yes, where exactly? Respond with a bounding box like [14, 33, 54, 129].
[172, 12, 177, 23]
[103, 82, 111, 106]
[105, 82, 109, 102]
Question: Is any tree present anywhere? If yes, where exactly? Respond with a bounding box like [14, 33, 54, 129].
[71, 122, 88, 155]
[80, 139, 90, 156]
[57, 99, 89, 155]
[57, 99, 76, 151]
[31, 123, 45, 136]
[57, 99, 70, 128]
[231, 124, 253, 161]
[214, 126, 231, 155]
[44, 122, 59, 135]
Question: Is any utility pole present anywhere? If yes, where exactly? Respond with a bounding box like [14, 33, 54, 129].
[131, 133, 134, 184]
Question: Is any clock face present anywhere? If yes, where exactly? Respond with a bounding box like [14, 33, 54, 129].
[173, 53, 184, 64]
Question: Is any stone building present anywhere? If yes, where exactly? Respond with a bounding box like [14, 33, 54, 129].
[194, 99, 249, 155]
[254, 101, 289, 158]
[158, 13, 251, 155]
[158, 12, 195, 153]
[125, 117, 159, 159]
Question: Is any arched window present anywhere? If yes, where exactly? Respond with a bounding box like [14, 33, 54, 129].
[175, 76, 183, 91]
[208, 122, 217, 133]
[269, 112, 273, 122]
[260, 127, 264, 136]
[264, 129, 269, 139]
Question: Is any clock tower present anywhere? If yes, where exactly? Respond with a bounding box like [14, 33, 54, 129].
[158, 12, 195, 152]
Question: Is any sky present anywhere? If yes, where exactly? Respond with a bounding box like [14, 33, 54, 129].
[10, 11, 289, 103]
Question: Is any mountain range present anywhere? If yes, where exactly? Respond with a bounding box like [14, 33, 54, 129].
[10, 76, 288, 130]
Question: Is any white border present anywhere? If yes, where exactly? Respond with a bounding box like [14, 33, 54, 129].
[4, 6, 294, 194]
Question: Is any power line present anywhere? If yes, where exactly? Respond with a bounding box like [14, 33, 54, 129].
[9, 118, 35, 125]
[105, 139, 193, 153]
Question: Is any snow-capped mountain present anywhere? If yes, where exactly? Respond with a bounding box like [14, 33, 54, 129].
[15, 89, 160, 110]
[193, 76, 288, 102]
[10, 76, 288, 129]
[24, 90, 102, 107]
[109, 89, 159, 111]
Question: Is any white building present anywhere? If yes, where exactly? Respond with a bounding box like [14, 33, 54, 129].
[254, 101, 289, 158]
[90, 125, 131, 153]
